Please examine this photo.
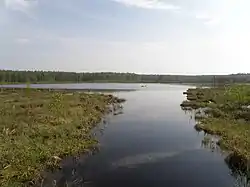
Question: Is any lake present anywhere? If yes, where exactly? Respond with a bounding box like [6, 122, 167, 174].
[8, 83, 244, 187]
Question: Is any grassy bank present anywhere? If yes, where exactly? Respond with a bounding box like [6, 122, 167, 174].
[181, 85, 250, 160]
[0, 88, 124, 186]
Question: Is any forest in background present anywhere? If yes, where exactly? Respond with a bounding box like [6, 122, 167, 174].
[0, 70, 250, 84]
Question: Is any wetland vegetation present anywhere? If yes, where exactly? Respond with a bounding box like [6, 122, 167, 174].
[1, 81, 249, 186]
[181, 85, 250, 167]
[0, 88, 124, 186]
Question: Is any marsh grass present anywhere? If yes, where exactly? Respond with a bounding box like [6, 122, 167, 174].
[225, 153, 250, 187]
[0, 89, 124, 186]
[182, 85, 250, 161]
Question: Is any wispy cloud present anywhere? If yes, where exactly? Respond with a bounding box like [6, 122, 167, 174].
[195, 13, 221, 26]
[4, 0, 37, 16]
[111, 0, 221, 26]
[16, 38, 31, 44]
[111, 0, 180, 10]
[203, 18, 221, 26]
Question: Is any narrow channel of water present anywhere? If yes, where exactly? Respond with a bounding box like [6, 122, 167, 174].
[40, 84, 241, 187]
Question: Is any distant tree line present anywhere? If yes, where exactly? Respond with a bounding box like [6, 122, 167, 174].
[0, 70, 250, 84]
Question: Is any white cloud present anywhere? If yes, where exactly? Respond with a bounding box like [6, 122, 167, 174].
[195, 13, 221, 26]
[111, 0, 221, 26]
[16, 38, 30, 44]
[195, 14, 212, 21]
[111, 0, 180, 10]
[4, 0, 37, 14]
[203, 18, 221, 26]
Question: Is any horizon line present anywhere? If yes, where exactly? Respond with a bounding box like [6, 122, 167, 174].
[0, 69, 249, 76]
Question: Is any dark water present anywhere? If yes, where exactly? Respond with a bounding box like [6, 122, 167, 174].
[38, 84, 246, 187]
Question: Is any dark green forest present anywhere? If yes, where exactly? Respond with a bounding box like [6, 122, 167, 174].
[0, 70, 250, 84]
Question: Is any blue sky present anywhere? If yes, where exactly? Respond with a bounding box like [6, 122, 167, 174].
[0, 0, 250, 74]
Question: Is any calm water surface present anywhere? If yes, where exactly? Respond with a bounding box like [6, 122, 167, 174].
[38, 84, 239, 187]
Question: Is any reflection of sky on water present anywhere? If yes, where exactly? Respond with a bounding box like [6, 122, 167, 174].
[39, 84, 239, 187]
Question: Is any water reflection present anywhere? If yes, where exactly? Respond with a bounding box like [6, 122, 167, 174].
[37, 103, 125, 187]
[35, 84, 239, 187]
[198, 133, 250, 187]
[201, 135, 220, 152]
[185, 108, 250, 187]
[225, 154, 250, 187]
[110, 149, 201, 169]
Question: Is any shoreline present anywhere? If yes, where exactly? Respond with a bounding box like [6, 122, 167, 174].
[0, 87, 137, 92]
[181, 85, 250, 161]
[0, 89, 125, 186]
